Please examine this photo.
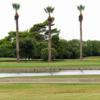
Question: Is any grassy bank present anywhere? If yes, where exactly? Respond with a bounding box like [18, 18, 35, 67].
[0, 83, 100, 100]
[23, 75, 100, 78]
[2, 75, 100, 80]
[0, 57, 99, 72]
[0, 59, 100, 68]
[0, 60, 99, 68]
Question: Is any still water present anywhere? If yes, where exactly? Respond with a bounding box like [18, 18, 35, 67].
[0, 70, 100, 78]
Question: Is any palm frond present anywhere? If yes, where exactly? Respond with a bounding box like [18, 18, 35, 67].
[44, 6, 54, 13]
[12, 3, 20, 10]
[77, 4, 85, 11]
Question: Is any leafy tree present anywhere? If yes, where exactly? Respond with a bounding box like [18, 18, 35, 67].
[57, 39, 80, 59]
[41, 48, 57, 61]
[36, 41, 48, 58]
[0, 39, 15, 57]
[57, 39, 68, 59]
[29, 23, 46, 41]
[68, 40, 80, 58]
[52, 34, 59, 49]
[19, 37, 34, 59]
[83, 41, 93, 56]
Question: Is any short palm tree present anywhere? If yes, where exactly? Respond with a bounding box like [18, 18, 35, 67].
[12, 3, 20, 62]
[77, 5, 85, 59]
[44, 6, 54, 62]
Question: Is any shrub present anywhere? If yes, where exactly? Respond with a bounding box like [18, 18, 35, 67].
[41, 48, 57, 61]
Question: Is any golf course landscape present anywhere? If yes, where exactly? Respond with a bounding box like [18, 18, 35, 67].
[0, 57, 99, 100]
[0, 0, 100, 100]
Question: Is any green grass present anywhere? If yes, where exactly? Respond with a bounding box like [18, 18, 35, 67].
[0, 57, 99, 69]
[0, 83, 100, 100]
[0, 57, 16, 61]
[24, 75, 100, 78]
[4, 75, 100, 79]
[84, 56, 100, 60]
[0, 59, 100, 68]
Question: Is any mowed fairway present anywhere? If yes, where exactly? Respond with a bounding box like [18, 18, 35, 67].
[0, 57, 100, 69]
[0, 83, 100, 100]
[0, 59, 100, 67]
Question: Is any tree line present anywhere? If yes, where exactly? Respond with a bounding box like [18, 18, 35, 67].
[0, 20, 99, 60]
[11, 3, 86, 61]
[0, 4, 99, 61]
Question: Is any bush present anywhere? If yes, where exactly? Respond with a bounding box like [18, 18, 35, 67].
[41, 48, 57, 61]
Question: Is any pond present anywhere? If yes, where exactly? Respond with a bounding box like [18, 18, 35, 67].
[0, 70, 100, 77]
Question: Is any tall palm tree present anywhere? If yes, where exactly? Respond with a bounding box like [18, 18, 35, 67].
[44, 6, 54, 62]
[12, 3, 20, 62]
[77, 5, 85, 60]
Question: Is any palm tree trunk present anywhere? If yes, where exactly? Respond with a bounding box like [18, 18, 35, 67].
[48, 23, 52, 62]
[16, 19, 20, 62]
[80, 21, 83, 59]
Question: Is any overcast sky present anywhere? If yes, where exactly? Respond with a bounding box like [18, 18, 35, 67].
[0, 0, 100, 40]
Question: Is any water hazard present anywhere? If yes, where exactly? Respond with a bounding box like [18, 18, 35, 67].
[0, 70, 100, 78]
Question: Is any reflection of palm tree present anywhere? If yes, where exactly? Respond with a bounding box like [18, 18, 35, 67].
[77, 5, 85, 59]
[12, 3, 20, 62]
[44, 6, 54, 62]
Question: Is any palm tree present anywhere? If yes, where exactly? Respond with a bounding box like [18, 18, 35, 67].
[44, 6, 54, 62]
[12, 3, 20, 62]
[77, 5, 85, 60]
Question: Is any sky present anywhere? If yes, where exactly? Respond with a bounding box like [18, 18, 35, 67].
[0, 0, 100, 40]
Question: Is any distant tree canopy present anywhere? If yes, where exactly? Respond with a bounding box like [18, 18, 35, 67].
[0, 20, 100, 60]
[0, 20, 59, 59]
